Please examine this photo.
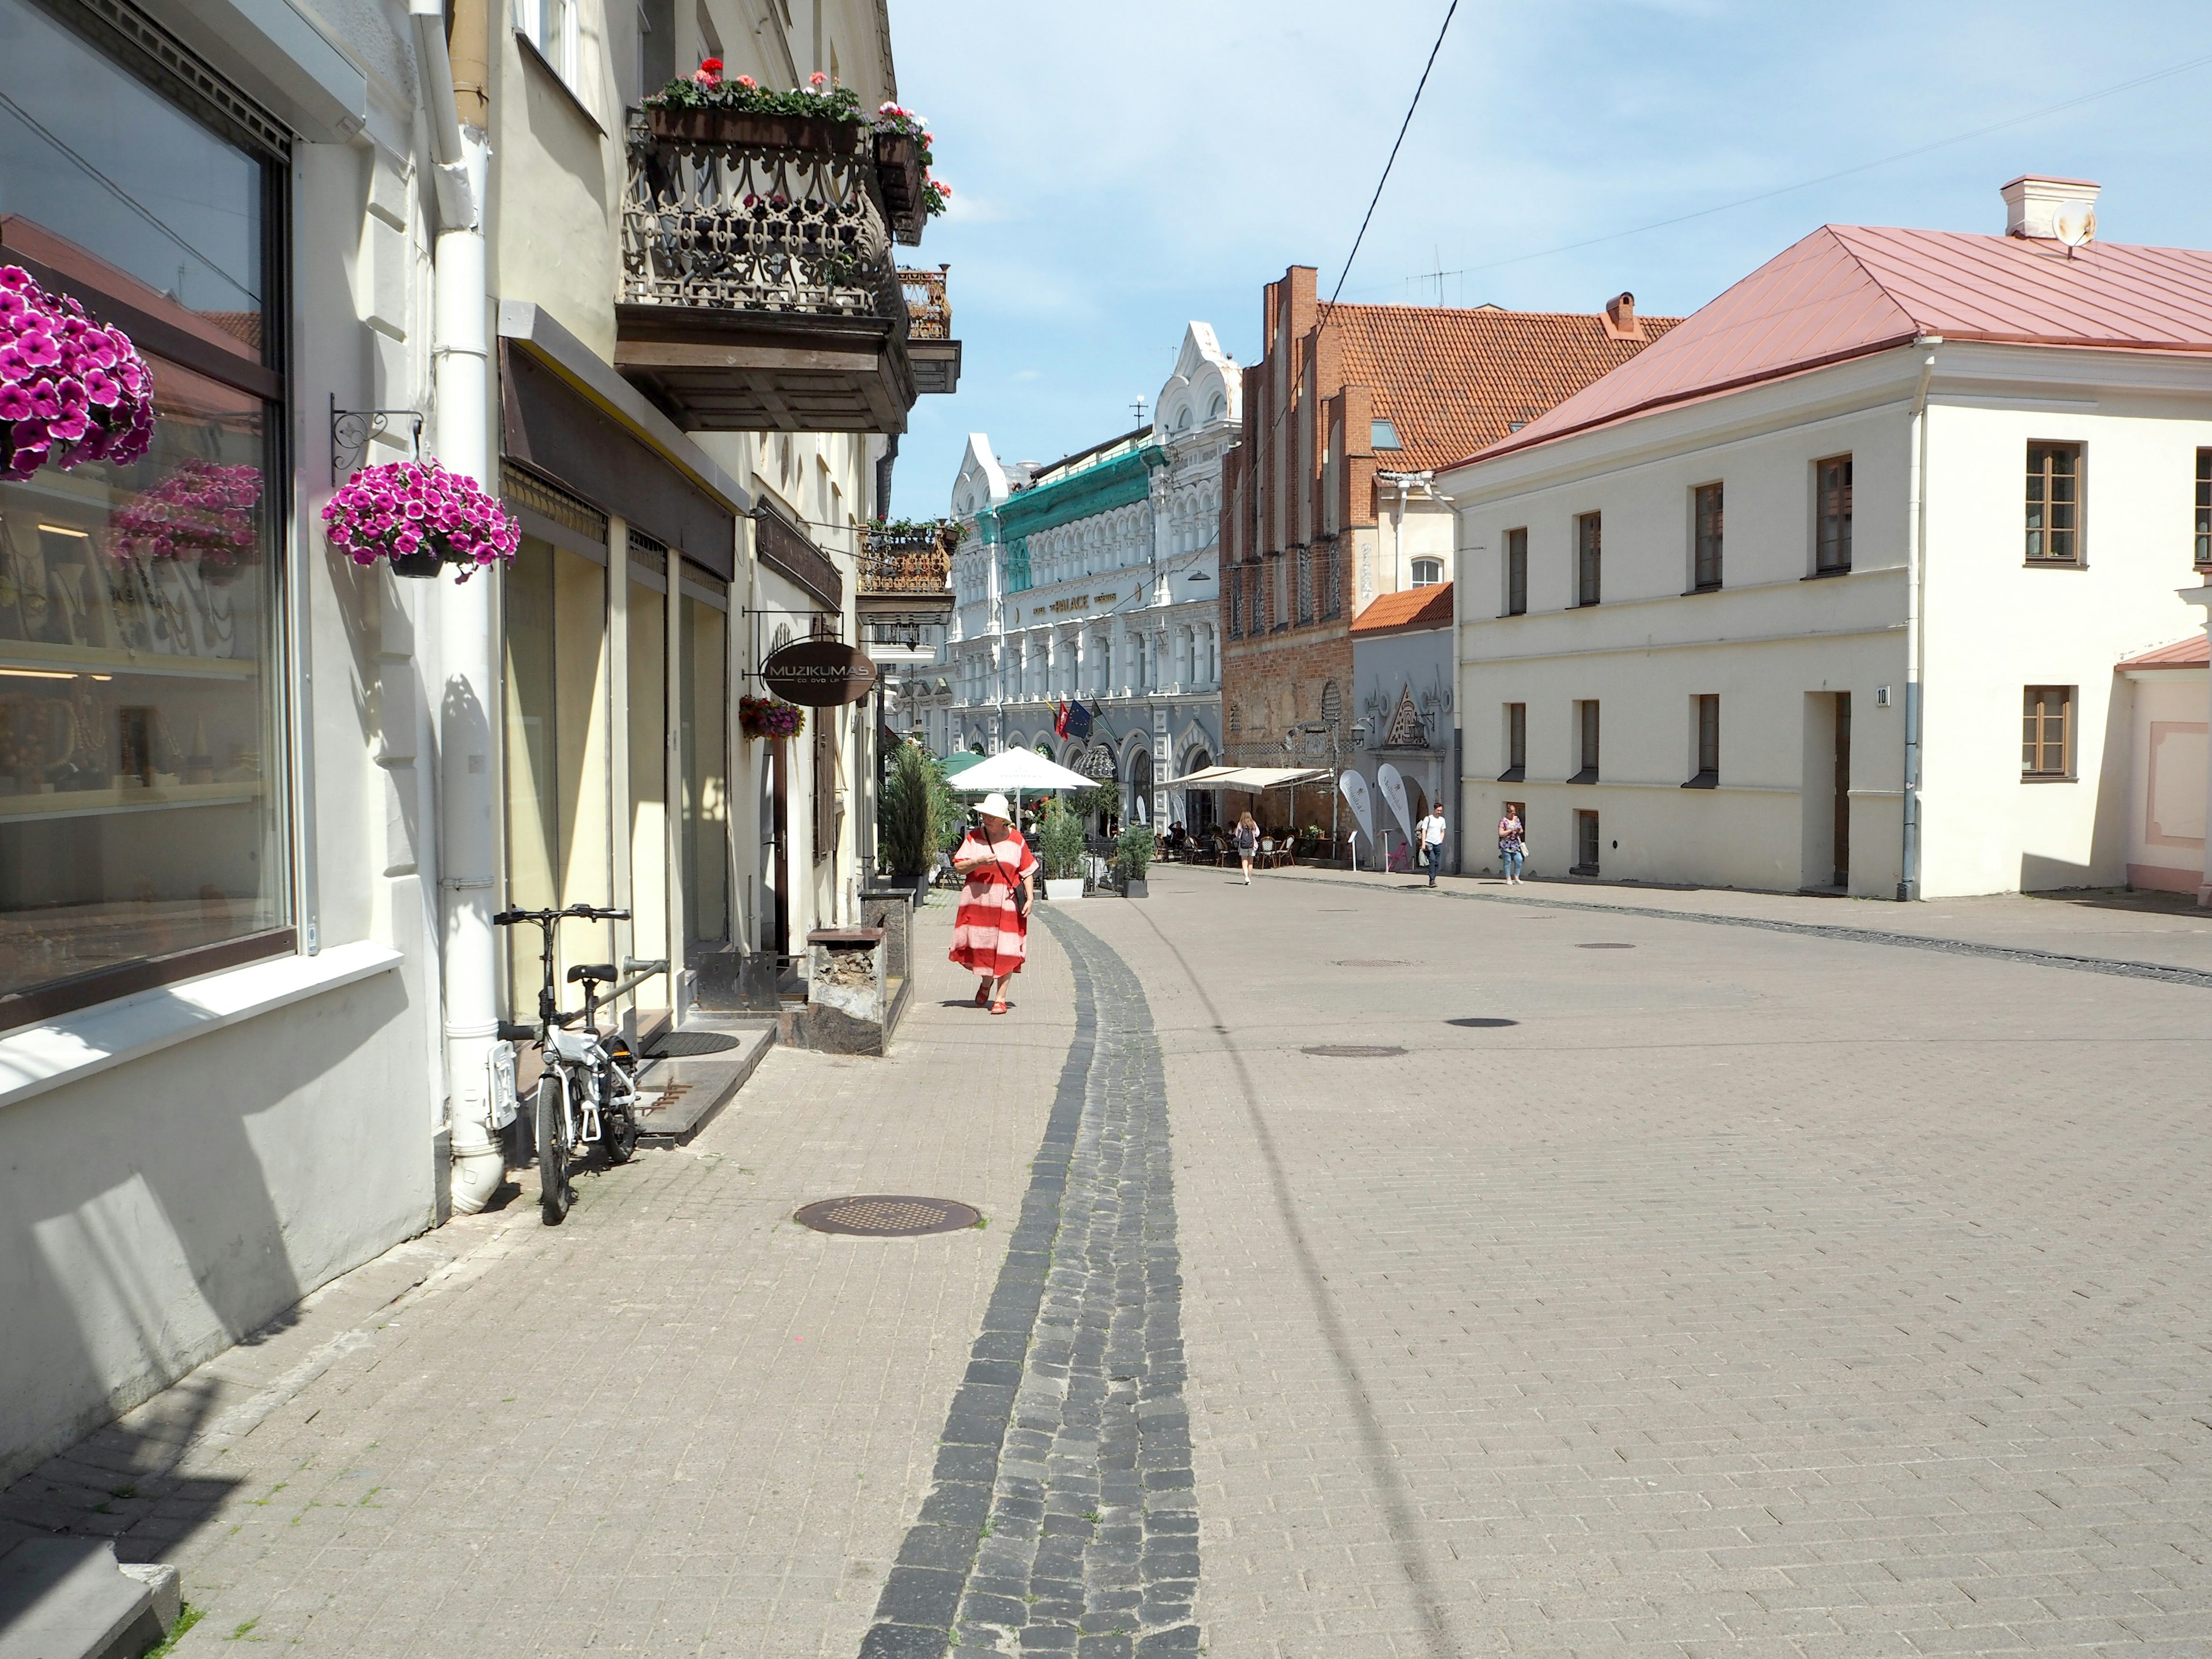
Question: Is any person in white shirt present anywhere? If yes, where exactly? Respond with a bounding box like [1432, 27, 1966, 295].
[1417, 803, 1448, 887]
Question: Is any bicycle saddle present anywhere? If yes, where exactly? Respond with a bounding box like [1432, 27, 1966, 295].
[565, 963, 616, 984]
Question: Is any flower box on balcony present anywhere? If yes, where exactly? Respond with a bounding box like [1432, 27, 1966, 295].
[645, 105, 861, 156]
[873, 130, 925, 240]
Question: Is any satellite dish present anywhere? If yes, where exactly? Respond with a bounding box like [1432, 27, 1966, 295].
[2053, 200, 2096, 249]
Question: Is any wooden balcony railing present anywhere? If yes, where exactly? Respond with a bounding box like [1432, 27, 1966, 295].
[859, 522, 956, 595]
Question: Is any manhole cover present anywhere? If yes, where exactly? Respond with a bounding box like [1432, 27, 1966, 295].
[1302, 1044, 1407, 1058]
[646, 1031, 742, 1056]
[1577, 942, 1635, 949]
[794, 1195, 980, 1236]
[1335, 959, 1408, 967]
[1446, 1018, 1518, 1028]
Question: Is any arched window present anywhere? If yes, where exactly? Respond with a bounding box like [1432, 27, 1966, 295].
[1208, 393, 1226, 422]
[1411, 557, 1444, 588]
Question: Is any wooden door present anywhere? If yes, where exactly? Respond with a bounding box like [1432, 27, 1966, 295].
[770, 737, 790, 956]
[1832, 692, 1852, 888]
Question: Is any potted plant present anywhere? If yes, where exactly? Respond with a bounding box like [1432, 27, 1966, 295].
[739, 695, 804, 740]
[1113, 822, 1154, 899]
[645, 63, 865, 153]
[1039, 798, 1086, 903]
[322, 458, 517, 580]
[1, 264, 156, 482]
[876, 740, 938, 906]
[112, 459, 261, 584]
[871, 103, 952, 238]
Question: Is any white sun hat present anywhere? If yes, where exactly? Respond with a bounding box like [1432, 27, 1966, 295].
[974, 792, 1013, 822]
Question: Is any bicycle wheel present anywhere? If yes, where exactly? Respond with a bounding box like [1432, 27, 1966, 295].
[600, 1039, 639, 1166]
[535, 1073, 572, 1225]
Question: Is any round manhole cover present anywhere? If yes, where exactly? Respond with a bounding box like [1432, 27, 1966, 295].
[1577, 942, 1635, 949]
[1335, 959, 1408, 967]
[1302, 1044, 1407, 1058]
[1446, 1018, 1518, 1028]
[794, 1195, 980, 1237]
[646, 1031, 742, 1056]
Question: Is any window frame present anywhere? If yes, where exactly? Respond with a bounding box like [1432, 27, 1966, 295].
[2025, 441, 2084, 566]
[2021, 685, 2075, 780]
[1498, 702, 1526, 783]
[1570, 699, 1599, 784]
[1691, 483, 1724, 592]
[2195, 449, 2211, 570]
[517, 0, 578, 86]
[1813, 454, 1853, 575]
[0, 2, 298, 1033]
[1504, 527, 1528, 616]
[1687, 694, 1719, 787]
[1410, 556, 1443, 588]
[1573, 808, 1600, 876]
[1575, 511, 1601, 607]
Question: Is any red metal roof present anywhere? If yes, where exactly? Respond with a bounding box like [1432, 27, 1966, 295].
[1325, 305, 1677, 472]
[1350, 582, 1454, 635]
[2116, 634, 2210, 670]
[1469, 225, 2212, 465]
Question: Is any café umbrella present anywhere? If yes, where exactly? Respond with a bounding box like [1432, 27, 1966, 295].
[951, 747, 1097, 825]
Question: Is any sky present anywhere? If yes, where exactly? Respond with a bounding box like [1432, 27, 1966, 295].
[880, 0, 2209, 516]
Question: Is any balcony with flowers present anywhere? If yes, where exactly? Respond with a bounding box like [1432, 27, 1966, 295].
[617, 66, 952, 433]
[899, 264, 960, 396]
[857, 516, 958, 650]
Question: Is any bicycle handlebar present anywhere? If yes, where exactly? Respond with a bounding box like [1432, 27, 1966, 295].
[493, 904, 630, 926]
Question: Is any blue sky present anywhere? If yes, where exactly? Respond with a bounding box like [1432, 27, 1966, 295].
[884, 0, 2209, 516]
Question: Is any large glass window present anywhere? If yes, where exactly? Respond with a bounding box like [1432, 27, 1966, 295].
[679, 574, 728, 950]
[0, 0, 288, 1021]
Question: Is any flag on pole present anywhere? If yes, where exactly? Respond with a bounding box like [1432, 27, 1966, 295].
[1066, 700, 1094, 741]
[1052, 700, 1069, 737]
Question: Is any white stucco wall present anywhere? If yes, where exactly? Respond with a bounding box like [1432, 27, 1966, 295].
[2121, 669, 2207, 893]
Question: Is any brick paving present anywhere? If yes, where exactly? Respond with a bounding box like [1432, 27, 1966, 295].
[9, 868, 2212, 1657]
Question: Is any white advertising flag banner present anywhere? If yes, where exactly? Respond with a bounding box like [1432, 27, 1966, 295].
[1376, 764, 1415, 846]
[1338, 769, 1374, 840]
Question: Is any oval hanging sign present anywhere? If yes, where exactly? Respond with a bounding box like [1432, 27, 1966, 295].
[760, 637, 878, 707]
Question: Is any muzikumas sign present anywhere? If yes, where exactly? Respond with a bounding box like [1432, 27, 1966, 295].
[760, 638, 878, 706]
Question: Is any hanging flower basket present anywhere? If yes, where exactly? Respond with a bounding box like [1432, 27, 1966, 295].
[322, 458, 518, 582]
[0, 264, 157, 483]
[740, 694, 805, 740]
[112, 459, 262, 585]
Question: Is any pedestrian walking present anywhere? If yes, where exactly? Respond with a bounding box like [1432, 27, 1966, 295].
[1497, 805, 1527, 885]
[1233, 810, 1259, 885]
[949, 792, 1037, 1015]
[1418, 801, 1449, 887]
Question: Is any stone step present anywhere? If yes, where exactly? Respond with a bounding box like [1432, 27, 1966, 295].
[0, 1539, 179, 1659]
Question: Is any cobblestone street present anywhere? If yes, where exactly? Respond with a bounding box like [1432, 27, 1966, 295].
[10, 869, 2212, 1656]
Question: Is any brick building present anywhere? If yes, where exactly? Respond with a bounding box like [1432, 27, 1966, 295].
[1215, 264, 1675, 837]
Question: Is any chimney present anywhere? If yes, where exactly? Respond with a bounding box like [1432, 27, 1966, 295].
[1602, 291, 1642, 341]
[2002, 175, 2100, 240]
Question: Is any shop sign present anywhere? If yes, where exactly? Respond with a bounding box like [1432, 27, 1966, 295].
[761, 637, 878, 706]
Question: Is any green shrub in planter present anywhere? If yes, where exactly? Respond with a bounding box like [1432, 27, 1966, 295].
[1113, 823, 1154, 881]
[1039, 798, 1088, 881]
[878, 742, 936, 876]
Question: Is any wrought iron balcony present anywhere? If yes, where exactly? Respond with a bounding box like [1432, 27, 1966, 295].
[616, 113, 918, 433]
[857, 521, 956, 628]
[900, 265, 960, 396]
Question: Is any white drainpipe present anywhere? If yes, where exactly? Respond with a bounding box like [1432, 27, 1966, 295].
[1897, 335, 1939, 903]
[411, 0, 502, 1211]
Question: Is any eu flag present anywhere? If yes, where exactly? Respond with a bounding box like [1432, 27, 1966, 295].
[1066, 700, 1094, 741]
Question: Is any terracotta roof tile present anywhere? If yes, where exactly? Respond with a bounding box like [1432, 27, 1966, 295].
[2116, 633, 2210, 669]
[1351, 582, 1455, 634]
[1479, 226, 2212, 463]
[1322, 304, 1679, 473]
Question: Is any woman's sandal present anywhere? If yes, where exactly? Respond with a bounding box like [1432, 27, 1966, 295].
[990, 1000, 1010, 1015]
[974, 982, 991, 1006]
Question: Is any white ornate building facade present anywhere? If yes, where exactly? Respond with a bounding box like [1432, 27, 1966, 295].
[908, 325, 1239, 828]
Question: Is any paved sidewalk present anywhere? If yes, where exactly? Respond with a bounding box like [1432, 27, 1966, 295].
[0, 903, 1079, 1658]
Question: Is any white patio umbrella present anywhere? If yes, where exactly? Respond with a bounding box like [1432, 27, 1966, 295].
[951, 747, 1098, 826]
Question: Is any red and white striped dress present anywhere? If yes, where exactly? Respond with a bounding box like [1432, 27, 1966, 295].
[948, 829, 1039, 980]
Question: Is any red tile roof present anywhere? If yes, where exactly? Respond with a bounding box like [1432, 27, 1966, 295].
[1350, 582, 1455, 635]
[2116, 634, 2210, 669]
[1325, 304, 1679, 472]
[1474, 226, 2212, 464]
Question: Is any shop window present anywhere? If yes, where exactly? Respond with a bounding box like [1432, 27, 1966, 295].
[0, 0, 291, 1025]
[680, 567, 730, 940]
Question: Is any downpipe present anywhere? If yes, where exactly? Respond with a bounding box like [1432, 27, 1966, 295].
[1897, 336, 1938, 902]
[412, 0, 503, 1213]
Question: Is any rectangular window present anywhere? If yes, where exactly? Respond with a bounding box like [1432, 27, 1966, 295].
[1572, 700, 1599, 783]
[1574, 809, 1600, 874]
[1688, 695, 1719, 786]
[1322, 541, 1342, 619]
[1499, 703, 1526, 783]
[2022, 685, 2073, 778]
[1692, 483, 1724, 590]
[2026, 443, 2081, 563]
[0, 0, 294, 1027]
[521, 0, 575, 81]
[2196, 450, 2211, 569]
[1505, 528, 1528, 615]
[1296, 547, 1314, 625]
[1816, 456, 1853, 574]
[1576, 512, 1601, 606]
[1228, 564, 1243, 637]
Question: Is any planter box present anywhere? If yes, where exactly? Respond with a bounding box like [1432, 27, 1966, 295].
[646, 105, 861, 155]
[1122, 877, 1149, 899]
[873, 130, 925, 241]
[1044, 877, 1084, 903]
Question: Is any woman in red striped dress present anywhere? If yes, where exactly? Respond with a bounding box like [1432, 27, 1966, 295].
[948, 792, 1037, 1014]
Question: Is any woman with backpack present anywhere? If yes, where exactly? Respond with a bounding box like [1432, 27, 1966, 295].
[1233, 810, 1259, 885]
